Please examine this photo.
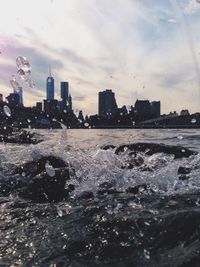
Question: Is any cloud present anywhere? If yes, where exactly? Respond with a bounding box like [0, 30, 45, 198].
[0, 0, 200, 114]
[73, 96, 86, 101]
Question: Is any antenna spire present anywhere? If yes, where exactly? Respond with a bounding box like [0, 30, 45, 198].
[49, 64, 51, 76]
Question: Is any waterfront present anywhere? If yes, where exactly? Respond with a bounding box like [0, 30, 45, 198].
[1, 128, 200, 266]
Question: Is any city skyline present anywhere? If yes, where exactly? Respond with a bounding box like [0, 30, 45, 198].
[0, 0, 200, 114]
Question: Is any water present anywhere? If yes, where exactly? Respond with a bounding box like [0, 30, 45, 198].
[3, 105, 11, 117]
[10, 56, 35, 90]
[1, 129, 200, 266]
[16, 56, 31, 74]
[10, 76, 20, 90]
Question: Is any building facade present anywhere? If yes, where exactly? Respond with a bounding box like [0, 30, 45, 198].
[151, 101, 160, 118]
[61, 82, 69, 104]
[14, 87, 23, 106]
[98, 89, 118, 117]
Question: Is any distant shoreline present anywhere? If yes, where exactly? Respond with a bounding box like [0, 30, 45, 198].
[29, 125, 200, 130]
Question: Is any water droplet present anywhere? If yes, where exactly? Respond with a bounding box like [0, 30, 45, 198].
[177, 135, 183, 140]
[84, 122, 89, 127]
[63, 109, 67, 113]
[17, 69, 26, 79]
[3, 105, 11, 117]
[195, 198, 200, 206]
[45, 162, 55, 177]
[25, 78, 35, 88]
[16, 56, 31, 73]
[60, 123, 67, 129]
[57, 208, 63, 217]
[191, 118, 197, 124]
[10, 77, 20, 90]
[144, 249, 150, 260]
[132, 121, 135, 126]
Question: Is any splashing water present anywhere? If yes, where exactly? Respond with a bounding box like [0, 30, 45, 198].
[25, 78, 35, 88]
[11, 56, 35, 89]
[16, 56, 31, 73]
[10, 76, 20, 90]
[17, 69, 26, 80]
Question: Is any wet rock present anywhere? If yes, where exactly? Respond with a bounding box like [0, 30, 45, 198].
[18, 167, 69, 202]
[101, 144, 116, 150]
[178, 166, 191, 175]
[126, 184, 147, 194]
[5, 156, 72, 203]
[178, 175, 190, 181]
[115, 143, 196, 159]
[0, 128, 42, 144]
[13, 156, 67, 178]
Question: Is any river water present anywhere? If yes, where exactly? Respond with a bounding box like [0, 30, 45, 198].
[1, 129, 200, 267]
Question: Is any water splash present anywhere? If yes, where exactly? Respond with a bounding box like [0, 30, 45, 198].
[3, 105, 11, 117]
[25, 78, 35, 88]
[16, 56, 31, 73]
[10, 76, 20, 90]
[10, 56, 35, 90]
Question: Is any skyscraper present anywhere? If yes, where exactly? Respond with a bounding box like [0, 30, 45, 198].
[98, 89, 118, 117]
[60, 81, 73, 112]
[46, 66, 54, 100]
[68, 94, 72, 112]
[14, 87, 23, 106]
[61, 82, 69, 102]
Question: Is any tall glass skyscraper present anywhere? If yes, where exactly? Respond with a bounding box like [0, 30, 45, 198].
[46, 67, 54, 100]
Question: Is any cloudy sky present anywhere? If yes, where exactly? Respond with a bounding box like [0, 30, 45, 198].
[0, 0, 200, 115]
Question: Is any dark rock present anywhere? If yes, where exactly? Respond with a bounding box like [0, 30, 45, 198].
[98, 189, 122, 195]
[115, 143, 196, 159]
[179, 175, 190, 181]
[101, 145, 116, 150]
[0, 128, 43, 144]
[126, 184, 147, 194]
[78, 191, 94, 200]
[178, 166, 191, 175]
[5, 156, 72, 203]
[18, 167, 69, 202]
[13, 155, 67, 178]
